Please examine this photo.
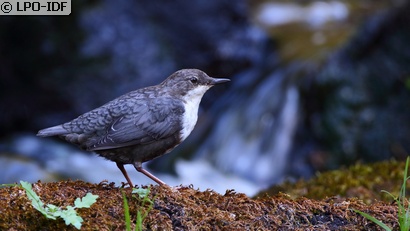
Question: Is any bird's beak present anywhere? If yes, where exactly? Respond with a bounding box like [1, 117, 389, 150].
[210, 77, 230, 85]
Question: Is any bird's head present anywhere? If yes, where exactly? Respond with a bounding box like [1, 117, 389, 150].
[161, 69, 230, 98]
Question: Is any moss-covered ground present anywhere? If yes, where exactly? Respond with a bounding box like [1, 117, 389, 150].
[257, 159, 408, 204]
[0, 160, 406, 230]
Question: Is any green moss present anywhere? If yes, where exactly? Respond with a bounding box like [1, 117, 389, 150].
[256, 160, 407, 204]
[0, 179, 401, 230]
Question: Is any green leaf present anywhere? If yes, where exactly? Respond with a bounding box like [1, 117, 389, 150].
[74, 193, 99, 208]
[131, 186, 153, 231]
[20, 181, 43, 208]
[20, 181, 98, 229]
[132, 187, 150, 199]
[136, 210, 143, 231]
[353, 209, 392, 231]
[45, 204, 60, 216]
[20, 181, 57, 220]
[0, 183, 18, 188]
[59, 207, 84, 230]
[122, 190, 131, 231]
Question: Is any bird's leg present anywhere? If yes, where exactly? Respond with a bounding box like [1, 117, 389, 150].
[133, 161, 167, 186]
[116, 162, 134, 188]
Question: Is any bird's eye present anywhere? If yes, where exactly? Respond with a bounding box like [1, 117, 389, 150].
[190, 77, 198, 84]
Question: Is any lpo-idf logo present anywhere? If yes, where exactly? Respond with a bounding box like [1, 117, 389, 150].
[1, 0, 71, 15]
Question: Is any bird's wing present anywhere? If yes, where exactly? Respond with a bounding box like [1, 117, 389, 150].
[86, 97, 184, 151]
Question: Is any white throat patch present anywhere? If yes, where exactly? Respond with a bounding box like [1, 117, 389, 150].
[180, 85, 211, 141]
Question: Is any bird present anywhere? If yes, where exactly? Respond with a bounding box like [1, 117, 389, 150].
[37, 69, 230, 187]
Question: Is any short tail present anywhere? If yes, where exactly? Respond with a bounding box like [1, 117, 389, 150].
[37, 125, 68, 137]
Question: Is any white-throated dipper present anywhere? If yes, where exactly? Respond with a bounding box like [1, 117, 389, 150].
[37, 69, 230, 187]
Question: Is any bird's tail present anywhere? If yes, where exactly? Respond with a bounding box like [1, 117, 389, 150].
[37, 125, 67, 137]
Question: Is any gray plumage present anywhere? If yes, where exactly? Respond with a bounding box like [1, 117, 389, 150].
[37, 69, 230, 186]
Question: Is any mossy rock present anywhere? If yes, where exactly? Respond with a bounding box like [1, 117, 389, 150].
[256, 159, 407, 204]
[0, 176, 401, 230]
